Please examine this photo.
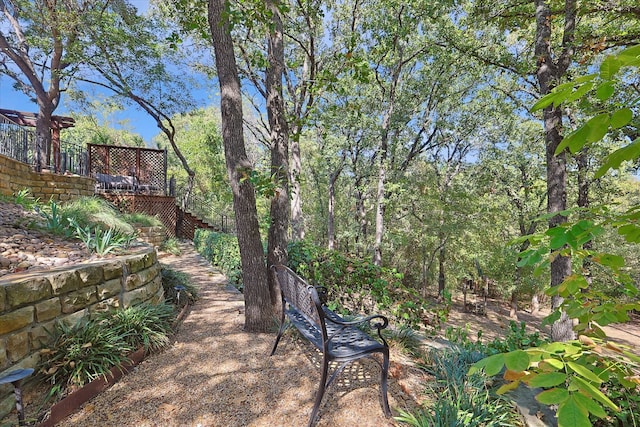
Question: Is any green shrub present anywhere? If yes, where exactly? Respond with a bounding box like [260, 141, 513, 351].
[161, 266, 199, 306]
[159, 237, 182, 255]
[38, 319, 132, 399]
[288, 240, 435, 328]
[122, 212, 163, 227]
[99, 304, 175, 352]
[194, 229, 243, 290]
[68, 217, 136, 256]
[396, 347, 519, 427]
[445, 320, 548, 356]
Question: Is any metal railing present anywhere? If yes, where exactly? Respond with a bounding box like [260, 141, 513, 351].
[174, 184, 236, 234]
[0, 115, 88, 175]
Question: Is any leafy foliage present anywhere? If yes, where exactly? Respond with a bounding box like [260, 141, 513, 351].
[161, 266, 199, 306]
[288, 240, 446, 329]
[446, 320, 547, 356]
[194, 229, 243, 290]
[396, 347, 519, 426]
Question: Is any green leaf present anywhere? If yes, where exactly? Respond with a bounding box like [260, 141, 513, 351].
[585, 114, 610, 143]
[532, 93, 558, 112]
[556, 125, 590, 155]
[591, 253, 625, 269]
[595, 138, 640, 178]
[471, 353, 505, 376]
[557, 395, 591, 427]
[504, 350, 530, 372]
[571, 376, 619, 411]
[536, 388, 570, 405]
[600, 56, 622, 80]
[618, 44, 640, 60]
[595, 82, 615, 101]
[610, 108, 633, 129]
[572, 393, 607, 419]
[568, 361, 603, 383]
[527, 372, 567, 388]
[565, 82, 594, 103]
[542, 358, 565, 370]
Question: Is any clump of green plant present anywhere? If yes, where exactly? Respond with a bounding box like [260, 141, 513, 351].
[60, 196, 134, 235]
[445, 320, 547, 356]
[383, 326, 424, 356]
[159, 237, 182, 255]
[194, 229, 243, 290]
[99, 304, 175, 353]
[12, 188, 39, 209]
[36, 199, 72, 236]
[38, 319, 133, 400]
[287, 240, 434, 329]
[121, 212, 163, 227]
[396, 347, 519, 426]
[161, 266, 199, 306]
[68, 217, 136, 256]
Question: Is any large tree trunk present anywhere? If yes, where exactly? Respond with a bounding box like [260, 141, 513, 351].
[535, 0, 576, 342]
[265, 0, 289, 316]
[208, 0, 272, 333]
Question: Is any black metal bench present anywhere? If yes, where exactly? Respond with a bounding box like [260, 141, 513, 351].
[270, 265, 391, 427]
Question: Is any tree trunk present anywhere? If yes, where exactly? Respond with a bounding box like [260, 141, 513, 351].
[327, 165, 343, 250]
[437, 233, 446, 298]
[290, 136, 304, 240]
[509, 291, 518, 320]
[208, 0, 272, 333]
[535, 0, 576, 342]
[265, 0, 289, 316]
[531, 294, 540, 315]
[34, 106, 53, 171]
[577, 149, 593, 284]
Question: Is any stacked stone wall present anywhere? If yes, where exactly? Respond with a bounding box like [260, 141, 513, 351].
[0, 247, 164, 417]
[0, 154, 94, 202]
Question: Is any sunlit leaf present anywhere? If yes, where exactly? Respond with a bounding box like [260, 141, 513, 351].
[595, 138, 640, 178]
[585, 114, 610, 143]
[497, 380, 521, 395]
[571, 376, 619, 411]
[557, 395, 591, 427]
[610, 108, 633, 129]
[600, 56, 622, 80]
[595, 82, 615, 101]
[527, 372, 567, 388]
[504, 350, 530, 372]
[536, 388, 570, 405]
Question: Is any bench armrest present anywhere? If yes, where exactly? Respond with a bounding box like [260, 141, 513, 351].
[323, 308, 389, 345]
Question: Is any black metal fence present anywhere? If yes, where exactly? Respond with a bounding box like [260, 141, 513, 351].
[0, 114, 88, 175]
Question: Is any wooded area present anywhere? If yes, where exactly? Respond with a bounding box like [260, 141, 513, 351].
[2, 1, 640, 423]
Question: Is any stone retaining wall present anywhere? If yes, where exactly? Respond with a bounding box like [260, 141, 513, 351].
[136, 226, 166, 248]
[0, 154, 94, 202]
[0, 247, 164, 418]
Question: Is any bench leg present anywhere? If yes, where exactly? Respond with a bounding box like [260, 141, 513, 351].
[381, 348, 391, 416]
[270, 309, 287, 356]
[308, 356, 329, 427]
[270, 321, 287, 356]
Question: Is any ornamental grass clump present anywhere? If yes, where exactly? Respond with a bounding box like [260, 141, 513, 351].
[39, 319, 132, 400]
[100, 304, 175, 352]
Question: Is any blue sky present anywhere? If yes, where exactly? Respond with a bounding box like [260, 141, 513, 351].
[0, 0, 193, 146]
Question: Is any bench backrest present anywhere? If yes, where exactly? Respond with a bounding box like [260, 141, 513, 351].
[271, 265, 322, 328]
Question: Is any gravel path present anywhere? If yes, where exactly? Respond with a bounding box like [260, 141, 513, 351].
[62, 242, 420, 427]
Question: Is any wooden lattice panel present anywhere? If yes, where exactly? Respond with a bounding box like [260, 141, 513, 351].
[100, 194, 177, 237]
[88, 144, 167, 194]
